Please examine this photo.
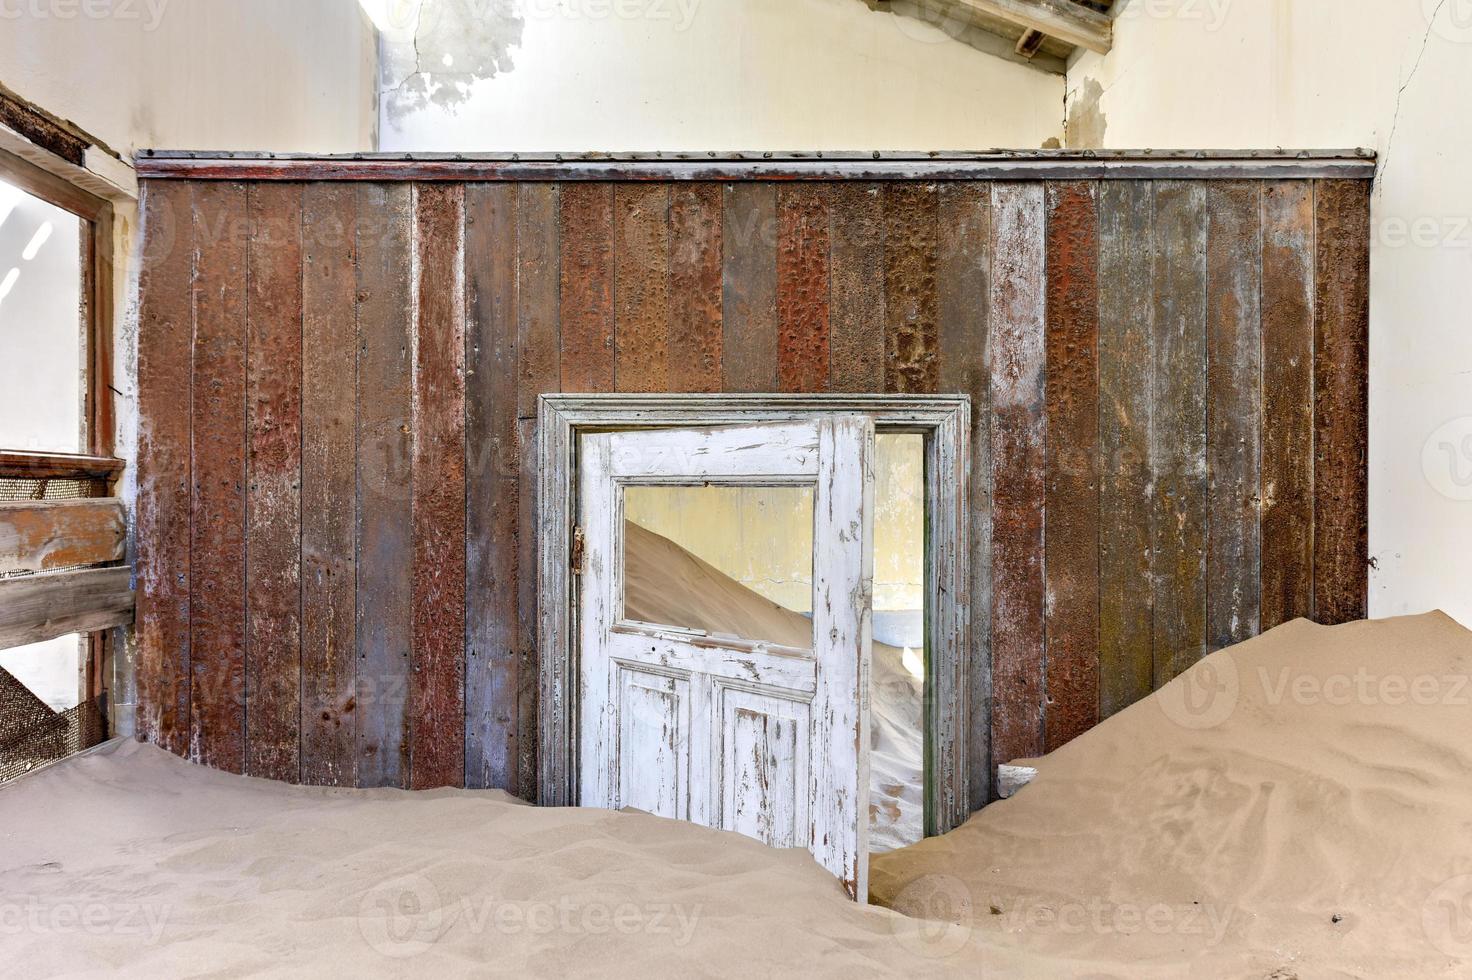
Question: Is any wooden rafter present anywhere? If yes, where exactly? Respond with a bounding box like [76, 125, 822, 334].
[956, 0, 1111, 54]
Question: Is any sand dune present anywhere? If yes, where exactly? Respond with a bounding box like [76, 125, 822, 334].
[5, 614, 1472, 976]
[624, 519, 924, 851]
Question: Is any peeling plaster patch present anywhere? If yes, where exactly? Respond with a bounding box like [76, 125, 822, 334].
[1064, 77, 1107, 149]
[382, 0, 524, 121]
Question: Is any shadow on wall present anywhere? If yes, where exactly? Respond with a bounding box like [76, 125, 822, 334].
[375, 0, 524, 120]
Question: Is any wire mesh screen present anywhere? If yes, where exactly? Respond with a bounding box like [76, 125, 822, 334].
[0, 664, 105, 784]
[0, 475, 107, 502]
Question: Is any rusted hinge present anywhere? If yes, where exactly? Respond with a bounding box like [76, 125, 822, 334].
[571, 525, 585, 575]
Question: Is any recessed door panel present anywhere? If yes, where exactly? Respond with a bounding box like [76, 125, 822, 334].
[615, 666, 690, 819]
[720, 686, 810, 848]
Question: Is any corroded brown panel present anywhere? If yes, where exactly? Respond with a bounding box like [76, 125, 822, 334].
[1150, 181, 1208, 688]
[935, 181, 990, 807]
[517, 183, 560, 420]
[189, 180, 248, 773]
[1098, 181, 1155, 719]
[720, 183, 779, 391]
[1313, 180, 1371, 623]
[613, 183, 671, 392]
[466, 183, 522, 792]
[409, 183, 467, 789]
[670, 183, 723, 392]
[1042, 181, 1099, 752]
[776, 184, 831, 393]
[136, 179, 194, 756]
[559, 183, 614, 393]
[989, 182, 1047, 766]
[245, 182, 304, 783]
[1260, 181, 1316, 628]
[883, 184, 939, 394]
[301, 182, 359, 786]
[1205, 181, 1263, 652]
[829, 183, 885, 391]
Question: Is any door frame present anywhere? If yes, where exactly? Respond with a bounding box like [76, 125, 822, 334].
[536, 393, 974, 836]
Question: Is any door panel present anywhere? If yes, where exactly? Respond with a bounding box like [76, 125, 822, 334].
[579, 416, 874, 900]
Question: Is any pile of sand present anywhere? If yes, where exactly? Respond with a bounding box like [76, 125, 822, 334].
[4, 613, 1471, 976]
[625, 520, 924, 851]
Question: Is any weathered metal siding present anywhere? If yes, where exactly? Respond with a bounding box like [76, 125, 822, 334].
[134, 171, 1372, 800]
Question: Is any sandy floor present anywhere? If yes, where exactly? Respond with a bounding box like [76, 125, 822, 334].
[4, 613, 1472, 977]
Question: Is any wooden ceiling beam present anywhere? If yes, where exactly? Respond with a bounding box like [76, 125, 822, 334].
[956, 0, 1112, 54]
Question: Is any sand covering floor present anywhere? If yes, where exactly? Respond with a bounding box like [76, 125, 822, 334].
[4, 613, 1472, 977]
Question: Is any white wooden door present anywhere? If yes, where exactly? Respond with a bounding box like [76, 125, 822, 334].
[578, 417, 874, 899]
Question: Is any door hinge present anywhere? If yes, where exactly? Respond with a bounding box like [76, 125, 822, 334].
[571, 525, 585, 575]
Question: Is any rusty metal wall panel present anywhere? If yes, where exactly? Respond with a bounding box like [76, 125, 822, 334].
[776, 184, 831, 393]
[1313, 180, 1371, 623]
[988, 182, 1047, 767]
[355, 183, 414, 789]
[670, 184, 724, 393]
[189, 181, 248, 773]
[720, 183, 778, 391]
[613, 184, 671, 392]
[245, 182, 304, 783]
[935, 181, 991, 807]
[1205, 182, 1263, 652]
[1042, 181, 1100, 752]
[883, 184, 939, 394]
[558, 183, 615, 393]
[1260, 181, 1316, 629]
[465, 183, 522, 792]
[517, 184, 560, 420]
[409, 183, 467, 789]
[301, 182, 359, 786]
[829, 183, 885, 392]
[1150, 181, 1209, 688]
[1098, 180, 1155, 719]
[136, 180, 194, 756]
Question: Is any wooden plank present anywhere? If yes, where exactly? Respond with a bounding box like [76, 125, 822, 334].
[720, 183, 779, 391]
[935, 182, 990, 809]
[300, 182, 359, 786]
[1259, 181, 1316, 629]
[135, 179, 193, 756]
[953, 0, 1112, 53]
[829, 183, 885, 392]
[189, 180, 248, 773]
[517, 183, 560, 419]
[669, 183, 724, 393]
[1097, 180, 1154, 718]
[883, 184, 939, 394]
[558, 183, 614, 392]
[466, 183, 522, 792]
[0, 451, 123, 480]
[516, 417, 539, 799]
[355, 183, 414, 788]
[408, 183, 467, 790]
[776, 184, 831, 393]
[1313, 180, 1371, 623]
[1042, 180, 1099, 751]
[0, 498, 125, 573]
[613, 183, 671, 392]
[0, 567, 134, 650]
[988, 182, 1046, 766]
[245, 182, 304, 782]
[1205, 182, 1263, 652]
[1151, 181, 1209, 687]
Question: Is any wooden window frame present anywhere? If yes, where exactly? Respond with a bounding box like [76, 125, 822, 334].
[536, 393, 973, 837]
[0, 144, 122, 718]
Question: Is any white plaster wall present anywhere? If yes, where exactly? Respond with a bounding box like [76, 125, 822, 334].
[1067, 0, 1472, 627]
[377, 0, 1064, 151]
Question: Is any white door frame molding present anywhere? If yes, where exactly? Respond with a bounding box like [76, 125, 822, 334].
[536, 393, 974, 836]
